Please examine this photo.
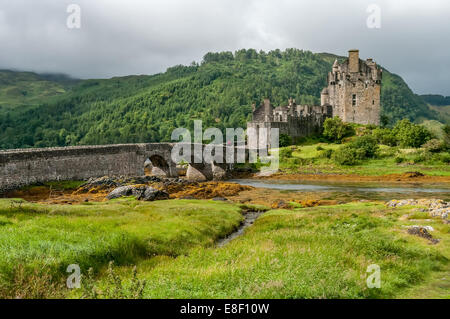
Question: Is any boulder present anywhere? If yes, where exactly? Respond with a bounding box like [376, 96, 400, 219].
[107, 185, 169, 201]
[106, 186, 135, 200]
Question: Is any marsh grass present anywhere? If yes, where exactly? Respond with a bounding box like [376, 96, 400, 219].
[0, 198, 242, 298]
[105, 202, 448, 299]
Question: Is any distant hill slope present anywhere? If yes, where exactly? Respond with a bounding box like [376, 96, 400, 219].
[420, 94, 450, 124]
[0, 49, 437, 149]
[0, 70, 78, 109]
[421, 94, 450, 106]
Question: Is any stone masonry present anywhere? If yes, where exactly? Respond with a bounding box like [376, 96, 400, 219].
[0, 143, 239, 193]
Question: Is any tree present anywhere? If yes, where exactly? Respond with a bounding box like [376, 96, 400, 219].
[322, 117, 354, 143]
[393, 119, 431, 148]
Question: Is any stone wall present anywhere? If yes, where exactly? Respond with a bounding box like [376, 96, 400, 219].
[0, 144, 174, 193]
[0, 143, 242, 193]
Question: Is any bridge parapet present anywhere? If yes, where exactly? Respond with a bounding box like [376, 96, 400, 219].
[0, 143, 249, 192]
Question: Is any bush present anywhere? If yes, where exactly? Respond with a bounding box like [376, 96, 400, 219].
[372, 128, 397, 146]
[422, 139, 444, 153]
[349, 136, 379, 159]
[411, 151, 433, 164]
[323, 117, 355, 143]
[332, 145, 359, 165]
[319, 149, 333, 159]
[280, 148, 293, 159]
[394, 156, 405, 164]
[279, 134, 292, 147]
[393, 119, 431, 148]
[443, 125, 450, 149]
[439, 153, 450, 163]
[316, 145, 324, 151]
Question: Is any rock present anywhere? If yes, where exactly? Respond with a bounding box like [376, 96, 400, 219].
[407, 226, 440, 244]
[212, 197, 228, 201]
[142, 187, 169, 201]
[106, 186, 135, 200]
[386, 198, 449, 220]
[106, 185, 168, 201]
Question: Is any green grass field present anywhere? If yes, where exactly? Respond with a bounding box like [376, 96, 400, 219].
[1, 198, 448, 299]
[277, 143, 450, 176]
[0, 198, 242, 298]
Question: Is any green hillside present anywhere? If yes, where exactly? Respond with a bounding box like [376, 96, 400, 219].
[420, 94, 450, 124]
[0, 49, 437, 149]
[0, 70, 78, 109]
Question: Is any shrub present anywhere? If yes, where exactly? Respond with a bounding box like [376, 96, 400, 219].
[323, 117, 355, 143]
[443, 125, 450, 148]
[393, 119, 431, 148]
[437, 153, 450, 163]
[349, 135, 379, 159]
[422, 139, 444, 153]
[279, 134, 292, 147]
[332, 145, 359, 165]
[319, 149, 333, 159]
[280, 148, 293, 159]
[372, 128, 397, 146]
[316, 145, 324, 151]
[394, 156, 405, 164]
[411, 151, 432, 164]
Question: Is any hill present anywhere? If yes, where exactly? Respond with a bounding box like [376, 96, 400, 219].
[0, 49, 437, 149]
[0, 70, 78, 109]
[420, 94, 450, 124]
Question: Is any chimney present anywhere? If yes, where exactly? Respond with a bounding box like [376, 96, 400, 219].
[348, 49, 359, 73]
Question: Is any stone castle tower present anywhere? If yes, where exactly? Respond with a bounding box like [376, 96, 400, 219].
[321, 49, 382, 125]
[247, 49, 382, 147]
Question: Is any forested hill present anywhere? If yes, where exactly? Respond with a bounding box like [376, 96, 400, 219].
[0, 49, 436, 149]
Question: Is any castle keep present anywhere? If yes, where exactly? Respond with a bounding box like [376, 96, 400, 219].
[247, 50, 382, 145]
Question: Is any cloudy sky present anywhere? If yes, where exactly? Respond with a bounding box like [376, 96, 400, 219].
[0, 0, 449, 95]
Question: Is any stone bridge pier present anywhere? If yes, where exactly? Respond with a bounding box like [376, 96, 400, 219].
[186, 162, 230, 182]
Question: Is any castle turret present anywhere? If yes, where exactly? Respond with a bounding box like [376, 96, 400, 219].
[348, 49, 359, 73]
[263, 98, 273, 122]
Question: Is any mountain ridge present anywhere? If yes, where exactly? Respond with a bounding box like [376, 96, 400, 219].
[0, 48, 439, 149]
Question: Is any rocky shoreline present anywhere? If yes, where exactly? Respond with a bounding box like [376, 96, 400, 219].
[386, 198, 449, 220]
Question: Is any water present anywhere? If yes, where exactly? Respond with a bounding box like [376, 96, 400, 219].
[230, 179, 450, 201]
[216, 211, 263, 247]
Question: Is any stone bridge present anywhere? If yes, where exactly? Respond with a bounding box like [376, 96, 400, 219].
[0, 143, 248, 193]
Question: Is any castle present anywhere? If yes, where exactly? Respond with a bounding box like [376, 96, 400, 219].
[247, 50, 382, 146]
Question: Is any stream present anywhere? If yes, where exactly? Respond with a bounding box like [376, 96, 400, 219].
[216, 178, 450, 246]
[216, 211, 263, 247]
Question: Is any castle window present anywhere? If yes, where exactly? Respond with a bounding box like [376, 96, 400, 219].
[352, 94, 357, 106]
[372, 100, 375, 105]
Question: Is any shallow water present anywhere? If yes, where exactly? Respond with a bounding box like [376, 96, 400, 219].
[231, 179, 450, 201]
[216, 211, 262, 247]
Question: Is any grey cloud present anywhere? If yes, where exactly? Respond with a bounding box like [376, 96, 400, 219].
[0, 0, 449, 94]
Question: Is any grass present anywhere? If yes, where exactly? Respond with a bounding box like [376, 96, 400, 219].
[0, 198, 243, 298]
[1, 198, 448, 299]
[277, 143, 450, 176]
[90, 202, 449, 299]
